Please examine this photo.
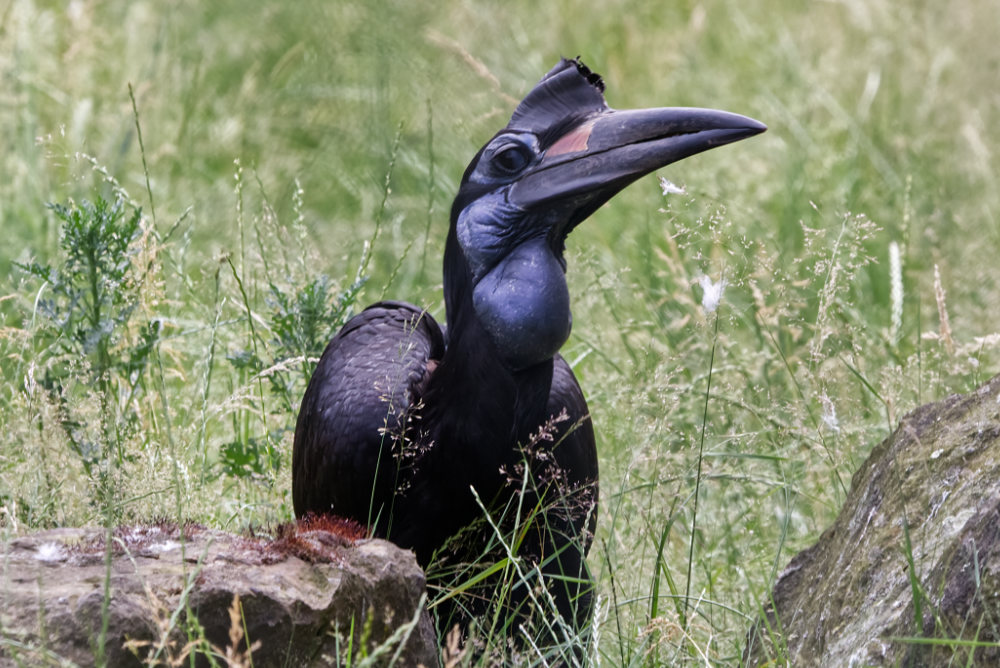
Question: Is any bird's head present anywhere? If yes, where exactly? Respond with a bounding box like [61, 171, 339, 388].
[445, 58, 765, 371]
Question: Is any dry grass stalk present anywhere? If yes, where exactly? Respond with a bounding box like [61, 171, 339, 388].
[934, 264, 955, 355]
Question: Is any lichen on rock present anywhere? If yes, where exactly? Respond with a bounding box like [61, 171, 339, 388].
[745, 373, 1000, 667]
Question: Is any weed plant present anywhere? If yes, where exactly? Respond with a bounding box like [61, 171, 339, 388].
[2, 0, 999, 664]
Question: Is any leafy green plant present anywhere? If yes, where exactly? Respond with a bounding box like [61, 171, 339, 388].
[17, 196, 158, 516]
[15, 195, 164, 665]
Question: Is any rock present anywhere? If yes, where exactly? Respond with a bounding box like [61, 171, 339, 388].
[0, 520, 439, 667]
[745, 373, 1000, 667]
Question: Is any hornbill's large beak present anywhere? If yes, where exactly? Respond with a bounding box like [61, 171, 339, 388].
[509, 106, 766, 229]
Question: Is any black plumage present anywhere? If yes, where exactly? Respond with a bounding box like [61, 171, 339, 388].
[293, 58, 764, 643]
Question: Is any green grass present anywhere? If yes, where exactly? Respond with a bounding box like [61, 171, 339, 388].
[2, 0, 999, 664]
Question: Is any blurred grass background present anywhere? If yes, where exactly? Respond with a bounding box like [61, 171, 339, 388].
[2, 0, 999, 663]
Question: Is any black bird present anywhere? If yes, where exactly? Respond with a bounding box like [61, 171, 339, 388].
[293, 58, 764, 643]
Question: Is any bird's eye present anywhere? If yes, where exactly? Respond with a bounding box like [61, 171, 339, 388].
[493, 145, 530, 174]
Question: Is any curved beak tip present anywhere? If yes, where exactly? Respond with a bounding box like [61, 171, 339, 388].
[729, 117, 767, 143]
[719, 112, 766, 140]
[746, 117, 767, 136]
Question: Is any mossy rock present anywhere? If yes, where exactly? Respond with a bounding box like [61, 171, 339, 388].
[746, 374, 1000, 666]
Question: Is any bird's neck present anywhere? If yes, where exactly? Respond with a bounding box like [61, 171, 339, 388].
[427, 232, 555, 479]
[429, 302, 554, 449]
[384, 227, 555, 559]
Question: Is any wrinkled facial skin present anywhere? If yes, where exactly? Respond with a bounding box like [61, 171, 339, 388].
[456, 172, 573, 372]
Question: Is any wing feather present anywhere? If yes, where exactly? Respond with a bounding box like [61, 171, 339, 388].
[292, 301, 444, 530]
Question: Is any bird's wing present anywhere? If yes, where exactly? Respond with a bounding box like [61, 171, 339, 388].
[292, 300, 444, 532]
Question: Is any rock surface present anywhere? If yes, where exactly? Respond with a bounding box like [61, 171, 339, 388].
[0, 521, 439, 667]
[745, 373, 1000, 667]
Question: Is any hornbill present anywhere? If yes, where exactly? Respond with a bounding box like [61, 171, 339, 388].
[293, 58, 764, 641]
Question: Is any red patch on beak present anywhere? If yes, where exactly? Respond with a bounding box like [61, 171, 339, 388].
[546, 120, 596, 157]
